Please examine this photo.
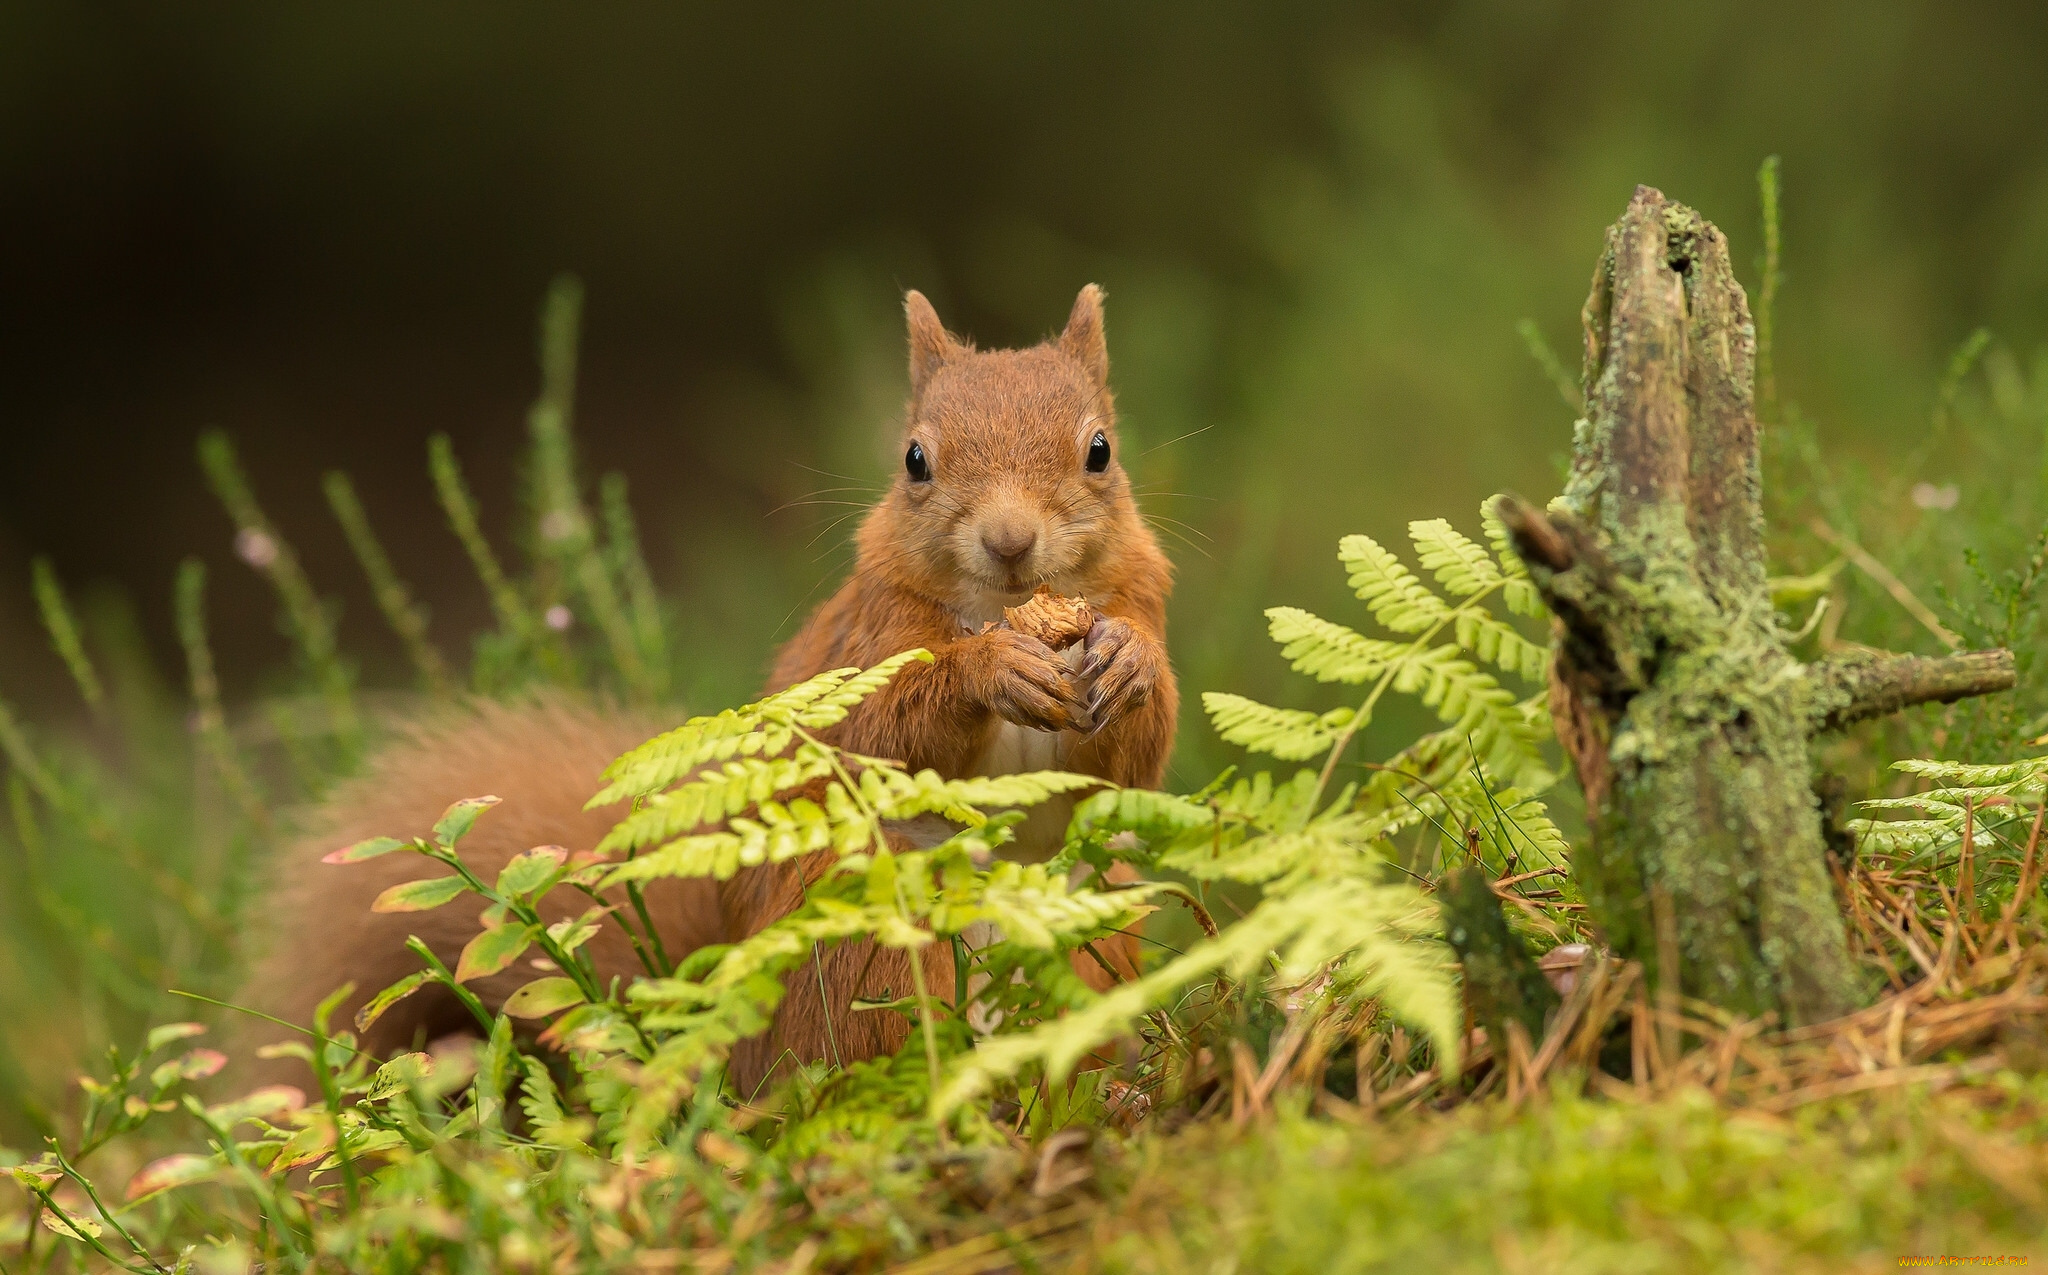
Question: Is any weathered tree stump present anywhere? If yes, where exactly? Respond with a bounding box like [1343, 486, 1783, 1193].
[1500, 186, 2016, 1025]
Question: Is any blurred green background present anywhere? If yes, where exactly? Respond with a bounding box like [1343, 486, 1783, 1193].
[5, 1, 2048, 1131]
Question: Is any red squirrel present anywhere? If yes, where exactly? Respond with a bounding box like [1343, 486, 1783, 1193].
[246, 285, 1176, 1093]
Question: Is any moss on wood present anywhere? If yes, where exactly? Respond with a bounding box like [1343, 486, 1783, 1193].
[1502, 186, 2016, 1025]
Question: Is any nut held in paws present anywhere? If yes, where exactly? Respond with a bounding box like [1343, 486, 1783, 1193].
[1003, 585, 1094, 649]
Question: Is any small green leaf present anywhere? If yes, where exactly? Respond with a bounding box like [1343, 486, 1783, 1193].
[456, 924, 536, 983]
[7, 1161, 60, 1190]
[273, 1117, 339, 1172]
[365, 1052, 434, 1101]
[503, 977, 586, 1019]
[1409, 519, 1502, 596]
[546, 908, 606, 954]
[355, 971, 432, 1031]
[1203, 692, 1344, 761]
[312, 982, 355, 1036]
[496, 846, 566, 899]
[322, 835, 410, 865]
[371, 876, 469, 913]
[433, 795, 501, 848]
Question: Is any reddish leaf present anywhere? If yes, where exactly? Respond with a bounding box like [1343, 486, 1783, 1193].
[125, 1153, 219, 1202]
[323, 835, 410, 865]
[144, 1022, 207, 1054]
[152, 1047, 229, 1089]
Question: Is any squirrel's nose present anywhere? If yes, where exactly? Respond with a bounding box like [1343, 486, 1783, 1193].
[981, 525, 1038, 567]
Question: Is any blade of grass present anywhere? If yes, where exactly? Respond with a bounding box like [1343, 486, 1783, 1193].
[525, 276, 653, 697]
[323, 471, 452, 696]
[1756, 155, 1782, 422]
[197, 431, 359, 747]
[601, 472, 671, 696]
[174, 559, 267, 832]
[31, 558, 104, 711]
[1515, 319, 1581, 413]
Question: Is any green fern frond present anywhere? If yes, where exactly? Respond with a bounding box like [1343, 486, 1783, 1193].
[1391, 646, 1533, 768]
[1279, 878, 1459, 1042]
[1157, 817, 1383, 885]
[1212, 768, 1325, 831]
[603, 793, 869, 884]
[1202, 692, 1352, 761]
[594, 750, 838, 855]
[591, 651, 932, 805]
[1409, 519, 1502, 598]
[1853, 795, 1973, 818]
[929, 860, 1154, 949]
[1481, 497, 1547, 617]
[1339, 534, 1452, 633]
[774, 650, 935, 731]
[589, 709, 782, 806]
[1454, 610, 1549, 684]
[1848, 756, 2048, 860]
[1418, 774, 1573, 873]
[776, 1024, 982, 1160]
[1429, 657, 1544, 783]
[517, 1056, 591, 1152]
[1471, 786, 1571, 867]
[865, 769, 1103, 826]
[1266, 607, 1406, 684]
[1889, 757, 2048, 788]
[934, 876, 1457, 1119]
[1357, 700, 1555, 821]
[1065, 787, 1213, 848]
[1847, 818, 1963, 857]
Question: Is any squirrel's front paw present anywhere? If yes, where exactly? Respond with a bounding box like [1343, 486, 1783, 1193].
[1078, 616, 1163, 729]
[977, 630, 1094, 733]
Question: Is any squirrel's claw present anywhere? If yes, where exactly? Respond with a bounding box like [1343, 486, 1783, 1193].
[1079, 615, 1158, 732]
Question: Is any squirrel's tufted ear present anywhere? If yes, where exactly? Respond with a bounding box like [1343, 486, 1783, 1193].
[1060, 284, 1109, 386]
[905, 290, 957, 397]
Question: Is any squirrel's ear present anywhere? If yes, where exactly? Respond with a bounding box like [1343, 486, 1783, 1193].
[905, 290, 956, 397]
[1060, 284, 1109, 385]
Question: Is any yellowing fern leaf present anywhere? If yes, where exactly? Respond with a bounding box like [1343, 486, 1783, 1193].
[1202, 692, 1352, 761]
[1266, 606, 1406, 684]
[1339, 534, 1451, 633]
[1409, 519, 1502, 597]
[1453, 610, 1549, 684]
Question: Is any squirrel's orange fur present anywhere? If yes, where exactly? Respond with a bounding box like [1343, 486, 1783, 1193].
[243, 286, 1173, 1095]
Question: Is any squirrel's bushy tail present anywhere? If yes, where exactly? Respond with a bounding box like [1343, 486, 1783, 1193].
[237, 695, 719, 1070]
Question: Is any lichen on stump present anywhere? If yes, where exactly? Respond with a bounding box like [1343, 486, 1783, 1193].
[1499, 185, 2016, 1026]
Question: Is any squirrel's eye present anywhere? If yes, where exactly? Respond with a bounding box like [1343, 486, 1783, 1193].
[905, 441, 932, 483]
[1085, 430, 1111, 473]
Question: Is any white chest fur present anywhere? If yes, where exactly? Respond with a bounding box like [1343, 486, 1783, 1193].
[967, 639, 1086, 862]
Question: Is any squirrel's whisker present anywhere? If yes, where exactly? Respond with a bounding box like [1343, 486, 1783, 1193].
[1137, 423, 1215, 457]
